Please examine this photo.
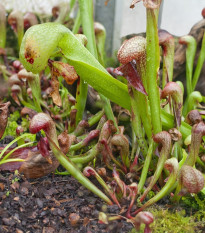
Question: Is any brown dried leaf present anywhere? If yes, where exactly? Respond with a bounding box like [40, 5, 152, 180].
[83, 217, 90, 227]
[10, 181, 20, 191]
[168, 128, 182, 141]
[60, 64, 78, 85]
[58, 131, 76, 154]
[0, 182, 5, 191]
[0, 102, 10, 139]
[19, 150, 59, 179]
[50, 75, 62, 107]
[48, 60, 78, 85]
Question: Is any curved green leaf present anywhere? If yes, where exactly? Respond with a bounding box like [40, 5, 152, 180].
[19, 23, 131, 110]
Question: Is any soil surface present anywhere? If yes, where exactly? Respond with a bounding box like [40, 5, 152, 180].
[0, 171, 133, 233]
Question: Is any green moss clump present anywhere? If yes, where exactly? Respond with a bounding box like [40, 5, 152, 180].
[2, 111, 20, 139]
[129, 205, 205, 233]
[2, 111, 34, 140]
[180, 189, 205, 211]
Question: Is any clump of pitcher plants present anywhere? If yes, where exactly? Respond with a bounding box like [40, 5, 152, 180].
[0, 0, 205, 232]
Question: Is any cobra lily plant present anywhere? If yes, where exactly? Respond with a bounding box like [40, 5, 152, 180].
[0, 0, 205, 232]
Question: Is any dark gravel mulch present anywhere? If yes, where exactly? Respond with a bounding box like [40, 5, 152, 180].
[0, 172, 133, 233]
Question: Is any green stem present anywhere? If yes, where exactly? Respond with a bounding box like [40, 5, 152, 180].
[0, 158, 25, 165]
[135, 54, 155, 140]
[74, 0, 96, 124]
[28, 75, 42, 112]
[139, 177, 176, 211]
[140, 131, 171, 202]
[130, 88, 148, 156]
[171, 150, 188, 202]
[172, 141, 183, 160]
[69, 0, 77, 13]
[74, 77, 88, 124]
[78, 0, 97, 57]
[16, 11, 24, 48]
[138, 140, 154, 193]
[0, 3, 6, 49]
[88, 109, 104, 127]
[71, 11, 82, 125]
[72, 10, 81, 34]
[54, 3, 70, 24]
[64, 0, 76, 21]
[69, 139, 87, 152]
[95, 23, 106, 67]
[180, 36, 197, 96]
[135, 53, 152, 140]
[192, 32, 205, 90]
[146, 8, 162, 134]
[17, 14, 24, 48]
[159, 30, 175, 85]
[68, 144, 98, 164]
[131, 129, 138, 160]
[99, 94, 119, 132]
[137, 91, 152, 140]
[162, 57, 167, 89]
[136, 159, 178, 213]
[69, 129, 99, 152]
